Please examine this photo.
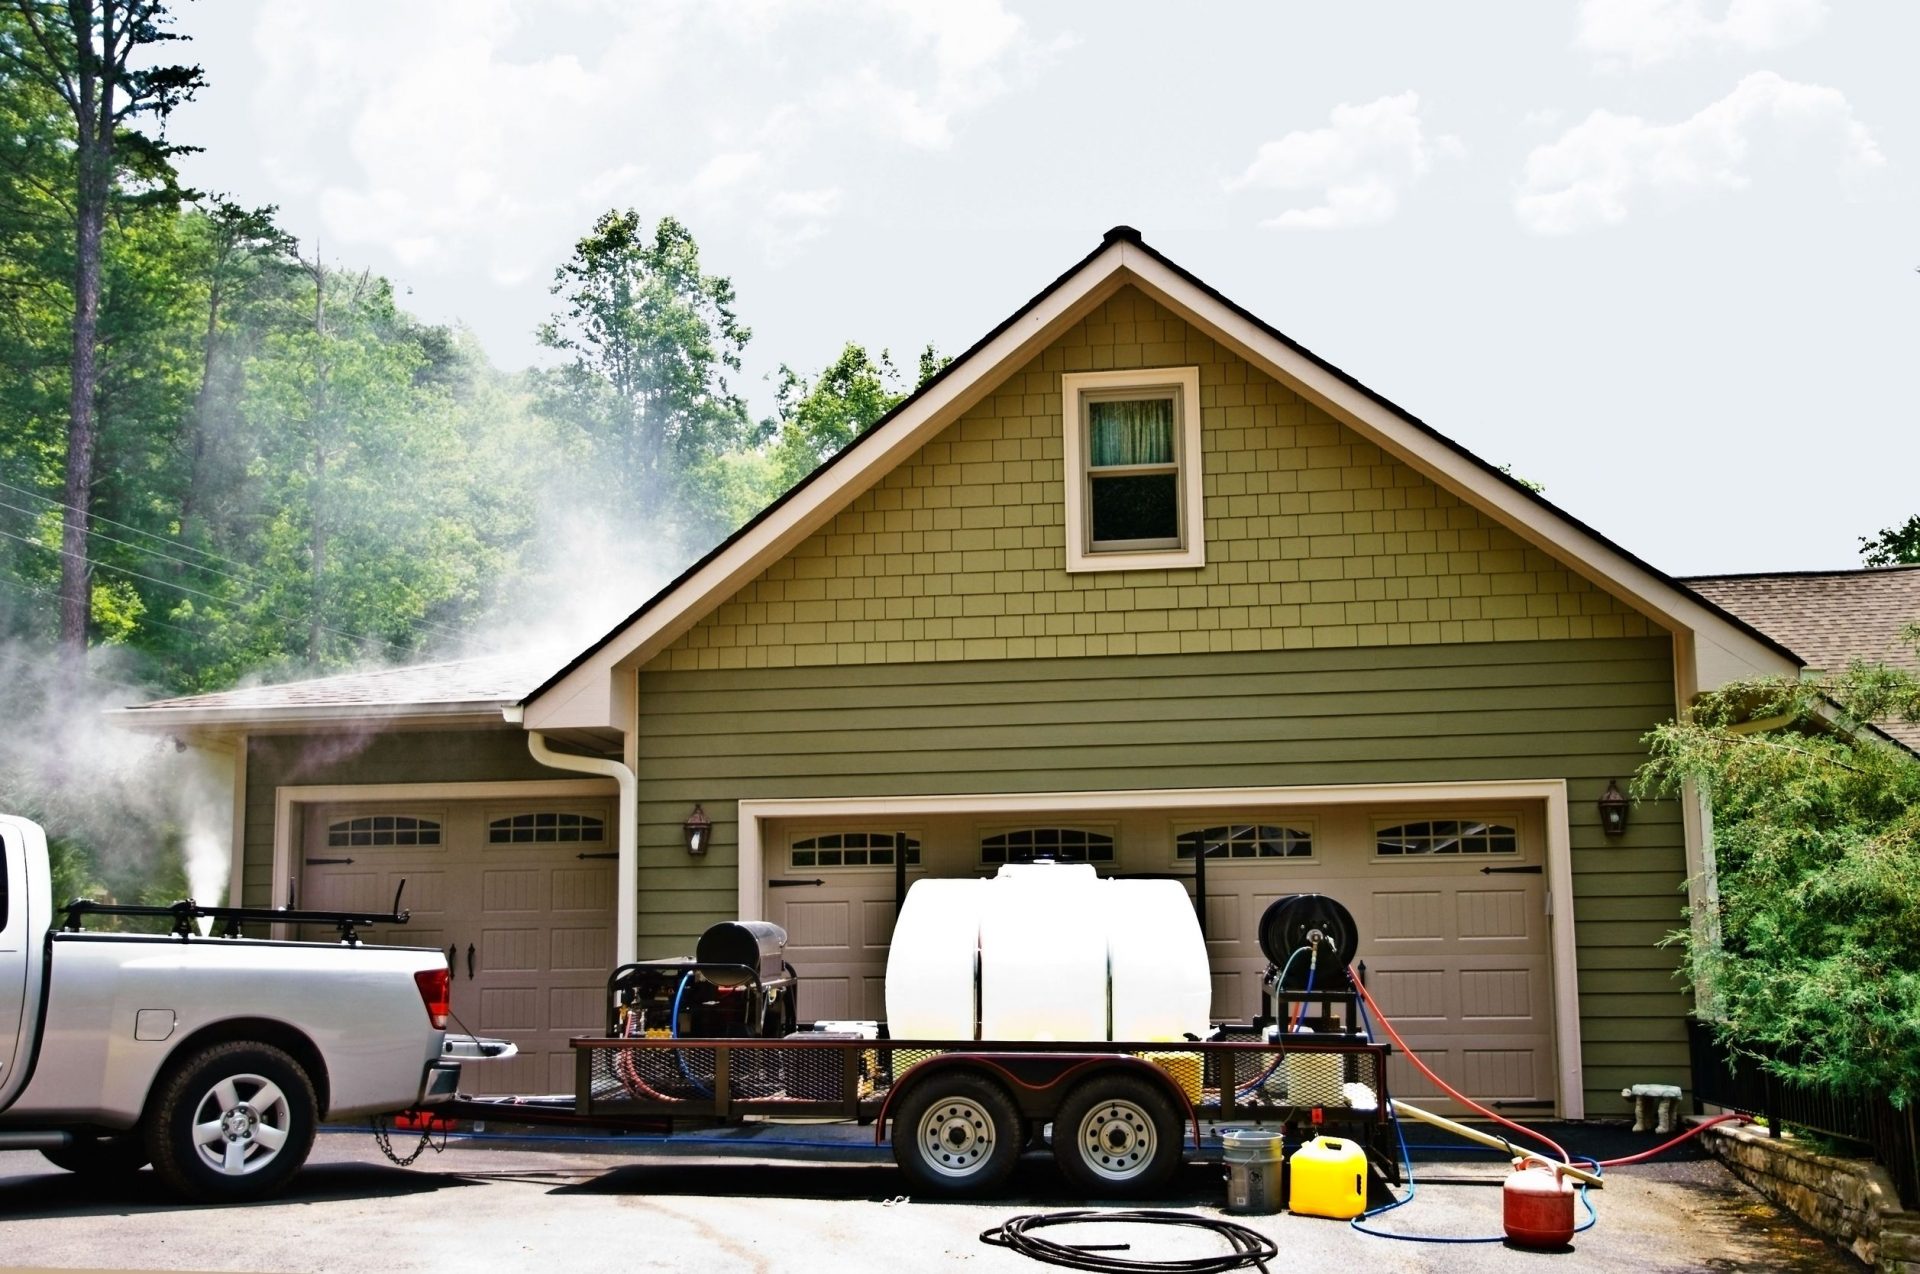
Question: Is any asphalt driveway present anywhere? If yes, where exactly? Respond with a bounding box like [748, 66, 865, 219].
[0, 1129, 1857, 1273]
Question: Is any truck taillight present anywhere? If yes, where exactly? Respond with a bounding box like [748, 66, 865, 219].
[414, 967, 450, 1030]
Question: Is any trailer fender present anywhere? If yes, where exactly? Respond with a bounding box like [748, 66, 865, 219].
[875, 1053, 1200, 1150]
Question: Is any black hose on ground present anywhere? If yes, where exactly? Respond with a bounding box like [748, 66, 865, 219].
[978, 1209, 1278, 1274]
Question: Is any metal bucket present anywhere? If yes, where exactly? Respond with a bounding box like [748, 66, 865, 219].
[1221, 1128, 1287, 1215]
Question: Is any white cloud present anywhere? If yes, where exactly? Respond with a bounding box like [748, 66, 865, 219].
[1576, 0, 1828, 69]
[252, 0, 1061, 273]
[1514, 71, 1883, 235]
[1228, 92, 1463, 230]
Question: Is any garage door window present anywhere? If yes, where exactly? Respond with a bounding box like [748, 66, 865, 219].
[790, 832, 921, 869]
[327, 815, 441, 847]
[1174, 823, 1313, 862]
[488, 812, 605, 844]
[980, 828, 1115, 866]
[1374, 819, 1518, 857]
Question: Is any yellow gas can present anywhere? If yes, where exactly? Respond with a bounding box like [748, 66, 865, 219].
[1288, 1136, 1368, 1219]
[1143, 1052, 1203, 1105]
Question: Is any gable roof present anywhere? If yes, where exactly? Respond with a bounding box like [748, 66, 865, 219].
[1683, 566, 1920, 751]
[521, 226, 1797, 731]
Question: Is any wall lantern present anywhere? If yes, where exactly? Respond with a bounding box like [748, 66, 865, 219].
[683, 804, 712, 856]
[1598, 780, 1629, 838]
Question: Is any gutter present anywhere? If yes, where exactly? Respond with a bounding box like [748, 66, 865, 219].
[504, 705, 638, 966]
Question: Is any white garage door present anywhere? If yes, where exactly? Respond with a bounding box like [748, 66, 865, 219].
[1200, 812, 1556, 1113]
[762, 831, 922, 1022]
[301, 799, 616, 1096]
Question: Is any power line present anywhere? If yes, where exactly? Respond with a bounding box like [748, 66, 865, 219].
[0, 484, 474, 645]
[0, 571, 220, 644]
[0, 523, 413, 652]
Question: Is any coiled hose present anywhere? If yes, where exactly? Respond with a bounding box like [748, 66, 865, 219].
[980, 1210, 1279, 1273]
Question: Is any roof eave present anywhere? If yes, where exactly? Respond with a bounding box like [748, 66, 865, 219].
[108, 700, 517, 734]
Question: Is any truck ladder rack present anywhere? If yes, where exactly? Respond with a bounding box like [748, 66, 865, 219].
[62, 883, 410, 945]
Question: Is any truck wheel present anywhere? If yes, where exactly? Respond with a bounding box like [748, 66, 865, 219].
[40, 1135, 149, 1177]
[145, 1041, 318, 1203]
[891, 1072, 1022, 1197]
[1053, 1074, 1184, 1197]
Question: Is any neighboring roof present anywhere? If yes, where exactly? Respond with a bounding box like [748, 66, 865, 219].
[114, 650, 559, 730]
[1682, 566, 1920, 749]
[521, 225, 1799, 729]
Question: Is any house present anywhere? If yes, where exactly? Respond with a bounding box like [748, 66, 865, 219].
[119, 227, 1805, 1115]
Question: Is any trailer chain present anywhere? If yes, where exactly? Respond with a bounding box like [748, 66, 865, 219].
[371, 1117, 448, 1167]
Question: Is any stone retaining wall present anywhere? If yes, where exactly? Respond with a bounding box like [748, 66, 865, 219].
[1702, 1121, 1919, 1271]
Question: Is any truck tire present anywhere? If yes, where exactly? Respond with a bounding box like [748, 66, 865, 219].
[145, 1041, 318, 1203]
[40, 1135, 149, 1177]
[1053, 1073, 1184, 1197]
[890, 1072, 1022, 1197]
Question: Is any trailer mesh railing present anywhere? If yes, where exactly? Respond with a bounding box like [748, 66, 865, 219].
[576, 1036, 1389, 1124]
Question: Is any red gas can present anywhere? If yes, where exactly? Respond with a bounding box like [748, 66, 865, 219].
[1503, 1159, 1575, 1248]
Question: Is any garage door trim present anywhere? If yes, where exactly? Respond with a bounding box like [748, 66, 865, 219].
[736, 778, 1583, 1118]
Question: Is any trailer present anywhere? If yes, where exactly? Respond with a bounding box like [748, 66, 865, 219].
[428, 878, 1401, 1199]
[434, 955, 1399, 1200]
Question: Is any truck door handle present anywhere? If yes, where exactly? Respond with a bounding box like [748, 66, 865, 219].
[466, 943, 476, 979]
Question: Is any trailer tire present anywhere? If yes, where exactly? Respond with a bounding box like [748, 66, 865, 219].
[40, 1135, 149, 1178]
[891, 1072, 1022, 1197]
[145, 1041, 318, 1203]
[1053, 1073, 1183, 1198]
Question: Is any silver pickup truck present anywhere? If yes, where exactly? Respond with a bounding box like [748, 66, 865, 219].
[0, 814, 471, 1201]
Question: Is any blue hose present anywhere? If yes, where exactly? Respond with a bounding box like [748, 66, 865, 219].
[670, 971, 714, 1097]
[1235, 946, 1309, 1098]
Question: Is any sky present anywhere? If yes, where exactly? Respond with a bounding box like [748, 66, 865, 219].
[167, 0, 1918, 576]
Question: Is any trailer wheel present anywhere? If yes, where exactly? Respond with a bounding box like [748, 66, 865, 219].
[1053, 1074, 1183, 1197]
[145, 1041, 318, 1203]
[39, 1135, 149, 1178]
[891, 1072, 1022, 1197]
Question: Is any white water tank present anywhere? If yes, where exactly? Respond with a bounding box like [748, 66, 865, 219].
[883, 862, 1213, 1042]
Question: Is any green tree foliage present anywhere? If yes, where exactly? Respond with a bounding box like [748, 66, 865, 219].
[767, 343, 909, 492]
[1861, 515, 1920, 567]
[1637, 649, 1920, 1104]
[538, 210, 754, 544]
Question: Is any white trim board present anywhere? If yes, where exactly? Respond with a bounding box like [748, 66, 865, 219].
[735, 777, 1586, 1119]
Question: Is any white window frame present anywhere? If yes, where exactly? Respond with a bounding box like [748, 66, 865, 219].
[785, 826, 925, 874]
[977, 822, 1118, 868]
[1062, 366, 1205, 573]
[1170, 818, 1319, 867]
[1369, 814, 1524, 863]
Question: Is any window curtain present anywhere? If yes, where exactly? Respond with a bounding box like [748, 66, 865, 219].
[1089, 398, 1174, 466]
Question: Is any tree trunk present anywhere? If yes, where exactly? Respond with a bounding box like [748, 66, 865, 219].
[176, 275, 224, 541]
[306, 256, 327, 664]
[57, 0, 111, 668]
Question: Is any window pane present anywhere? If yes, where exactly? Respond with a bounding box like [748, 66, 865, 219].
[1091, 473, 1179, 543]
[1088, 398, 1173, 466]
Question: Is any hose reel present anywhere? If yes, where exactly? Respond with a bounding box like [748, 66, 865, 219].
[1257, 893, 1358, 990]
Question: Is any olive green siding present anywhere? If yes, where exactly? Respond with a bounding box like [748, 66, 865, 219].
[634, 636, 1686, 1116]
[658, 286, 1656, 672]
[239, 730, 550, 907]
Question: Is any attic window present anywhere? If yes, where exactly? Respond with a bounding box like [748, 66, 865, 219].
[1062, 367, 1204, 572]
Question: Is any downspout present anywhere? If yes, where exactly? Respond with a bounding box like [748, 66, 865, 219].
[505, 707, 638, 967]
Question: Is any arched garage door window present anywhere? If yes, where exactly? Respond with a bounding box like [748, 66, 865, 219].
[487, 812, 605, 844]
[1174, 824, 1313, 861]
[1374, 819, 1518, 856]
[790, 832, 920, 869]
[326, 815, 441, 848]
[980, 828, 1115, 866]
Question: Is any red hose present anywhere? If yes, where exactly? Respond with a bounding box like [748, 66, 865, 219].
[1596, 1113, 1749, 1167]
[1349, 965, 1753, 1169]
[1348, 965, 1571, 1162]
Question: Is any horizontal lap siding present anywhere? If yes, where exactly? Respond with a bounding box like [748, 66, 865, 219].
[635, 634, 1685, 1115]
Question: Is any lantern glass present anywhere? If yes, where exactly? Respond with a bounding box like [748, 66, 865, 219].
[683, 804, 711, 856]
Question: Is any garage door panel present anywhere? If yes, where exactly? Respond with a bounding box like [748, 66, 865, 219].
[551, 867, 611, 913]
[860, 898, 897, 950]
[781, 899, 851, 951]
[1372, 890, 1445, 942]
[1460, 967, 1536, 1020]
[1202, 893, 1240, 943]
[551, 926, 611, 971]
[800, 974, 852, 1021]
[477, 986, 541, 1032]
[549, 985, 603, 1034]
[1456, 888, 1533, 941]
[481, 927, 540, 972]
[481, 869, 543, 914]
[1459, 1046, 1551, 1101]
[1367, 967, 1450, 1022]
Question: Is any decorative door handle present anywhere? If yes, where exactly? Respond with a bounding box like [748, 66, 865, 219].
[447, 944, 456, 970]
[466, 943, 476, 979]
